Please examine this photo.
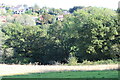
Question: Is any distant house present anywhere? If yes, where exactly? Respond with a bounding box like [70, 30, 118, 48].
[0, 16, 6, 22]
[56, 15, 64, 21]
[0, 7, 6, 14]
[39, 15, 44, 21]
[36, 15, 44, 25]
[63, 11, 70, 15]
[0, 3, 5, 7]
[12, 14, 20, 18]
[31, 16, 38, 21]
[11, 5, 28, 14]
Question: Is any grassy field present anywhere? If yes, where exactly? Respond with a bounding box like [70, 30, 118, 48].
[3, 70, 119, 78]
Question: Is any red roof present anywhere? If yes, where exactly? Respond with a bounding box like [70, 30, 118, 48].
[12, 14, 20, 17]
[0, 16, 6, 22]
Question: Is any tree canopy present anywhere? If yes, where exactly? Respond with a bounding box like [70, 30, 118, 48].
[1, 7, 119, 64]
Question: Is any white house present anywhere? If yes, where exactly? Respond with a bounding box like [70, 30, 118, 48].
[12, 5, 28, 14]
[0, 7, 6, 15]
[56, 15, 64, 21]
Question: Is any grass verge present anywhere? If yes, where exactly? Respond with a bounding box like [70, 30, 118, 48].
[3, 70, 119, 78]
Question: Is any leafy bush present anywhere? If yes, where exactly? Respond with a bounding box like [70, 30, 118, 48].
[81, 59, 119, 65]
[68, 57, 78, 65]
[81, 60, 94, 65]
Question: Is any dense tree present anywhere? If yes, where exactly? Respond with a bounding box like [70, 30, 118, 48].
[37, 13, 55, 25]
[0, 9, 6, 15]
[47, 21, 70, 63]
[0, 23, 4, 63]
[63, 7, 119, 61]
[117, 8, 120, 25]
[6, 14, 36, 26]
[25, 9, 33, 15]
[69, 6, 84, 13]
[2, 23, 45, 63]
[48, 8, 63, 15]
[1, 7, 119, 64]
[33, 4, 40, 12]
[2, 23, 69, 64]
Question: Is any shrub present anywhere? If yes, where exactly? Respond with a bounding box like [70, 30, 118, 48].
[68, 57, 78, 66]
[82, 60, 94, 65]
[81, 59, 119, 65]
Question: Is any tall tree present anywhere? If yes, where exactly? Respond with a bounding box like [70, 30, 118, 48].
[63, 7, 119, 61]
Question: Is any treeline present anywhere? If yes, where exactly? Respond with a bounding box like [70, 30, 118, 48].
[1, 7, 120, 64]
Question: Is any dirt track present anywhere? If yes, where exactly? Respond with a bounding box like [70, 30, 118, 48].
[0, 64, 119, 76]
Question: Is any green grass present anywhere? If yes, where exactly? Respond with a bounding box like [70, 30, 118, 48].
[3, 70, 119, 78]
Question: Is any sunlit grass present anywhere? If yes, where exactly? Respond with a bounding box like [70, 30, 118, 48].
[3, 70, 119, 78]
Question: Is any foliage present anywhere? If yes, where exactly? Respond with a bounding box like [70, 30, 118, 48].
[0, 23, 5, 63]
[62, 7, 119, 61]
[48, 8, 63, 15]
[81, 59, 119, 65]
[117, 8, 120, 26]
[2, 23, 69, 64]
[6, 14, 36, 26]
[1, 7, 120, 65]
[38, 13, 54, 24]
[69, 6, 84, 13]
[68, 56, 78, 65]
[15, 14, 36, 26]
[33, 4, 40, 12]
[2, 23, 45, 64]
[0, 9, 6, 15]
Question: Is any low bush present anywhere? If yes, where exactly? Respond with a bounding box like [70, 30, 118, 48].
[68, 57, 78, 66]
[80, 59, 119, 65]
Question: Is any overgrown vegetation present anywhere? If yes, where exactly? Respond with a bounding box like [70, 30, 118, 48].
[68, 57, 78, 65]
[79, 59, 119, 65]
[0, 6, 119, 65]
